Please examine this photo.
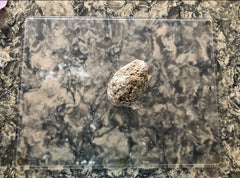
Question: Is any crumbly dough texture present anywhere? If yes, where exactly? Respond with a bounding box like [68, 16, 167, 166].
[107, 59, 149, 108]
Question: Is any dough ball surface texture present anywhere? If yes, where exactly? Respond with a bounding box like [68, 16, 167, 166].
[107, 59, 148, 108]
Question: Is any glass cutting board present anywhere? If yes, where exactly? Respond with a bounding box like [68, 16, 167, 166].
[17, 18, 220, 169]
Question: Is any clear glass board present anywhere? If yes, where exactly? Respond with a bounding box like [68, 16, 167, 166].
[17, 18, 220, 169]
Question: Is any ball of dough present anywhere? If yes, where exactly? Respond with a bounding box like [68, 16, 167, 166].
[107, 59, 149, 108]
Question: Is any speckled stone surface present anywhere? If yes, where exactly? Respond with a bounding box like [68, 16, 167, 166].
[0, 1, 239, 177]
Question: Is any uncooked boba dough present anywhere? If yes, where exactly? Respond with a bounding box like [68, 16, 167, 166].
[107, 59, 149, 108]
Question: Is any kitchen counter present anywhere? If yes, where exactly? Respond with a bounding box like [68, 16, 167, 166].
[0, 1, 239, 177]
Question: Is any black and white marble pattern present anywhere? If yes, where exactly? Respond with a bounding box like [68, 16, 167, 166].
[17, 18, 219, 169]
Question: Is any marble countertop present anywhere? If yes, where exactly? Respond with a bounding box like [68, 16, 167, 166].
[0, 1, 239, 177]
